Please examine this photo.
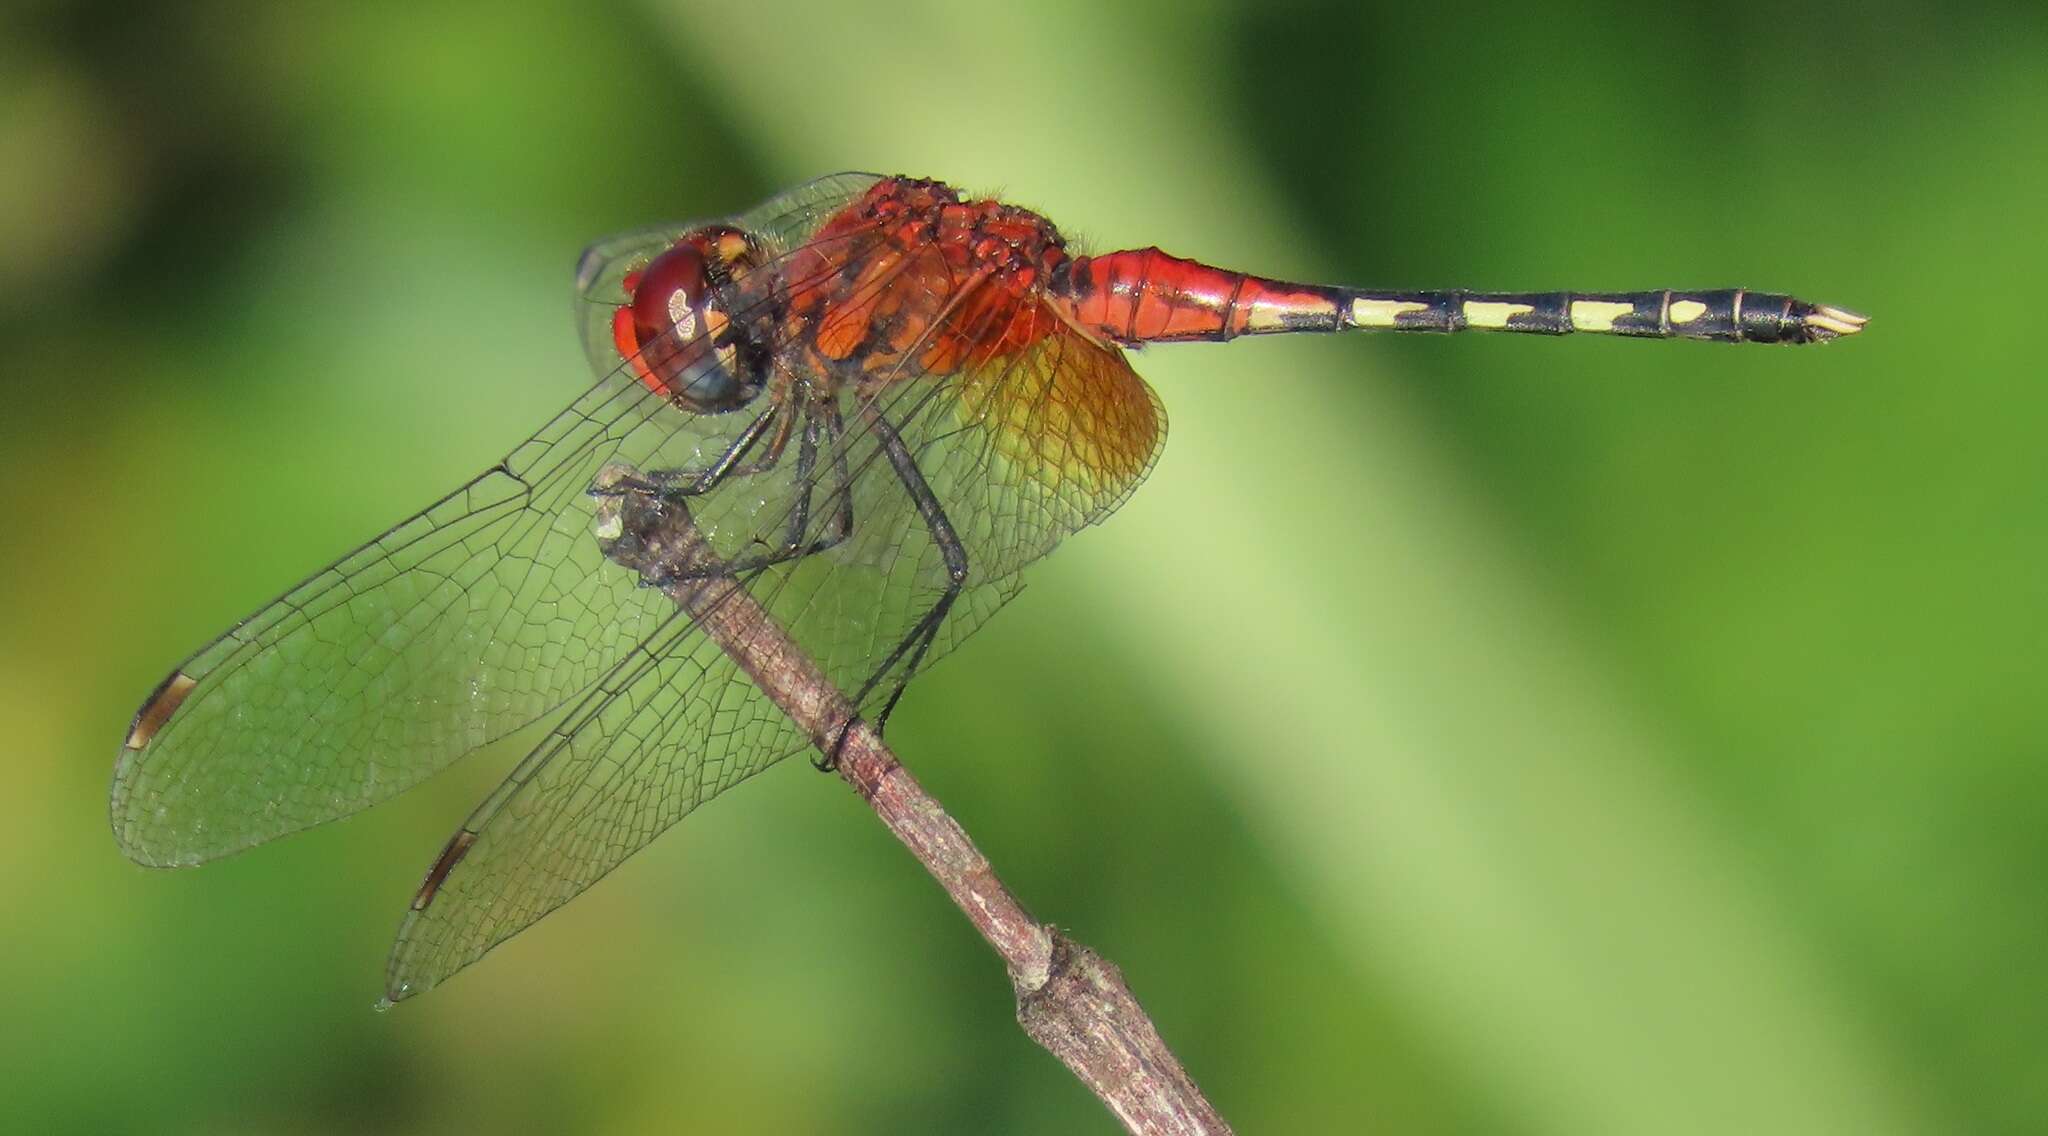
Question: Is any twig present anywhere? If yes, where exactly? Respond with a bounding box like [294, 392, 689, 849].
[592, 464, 1231, 1136]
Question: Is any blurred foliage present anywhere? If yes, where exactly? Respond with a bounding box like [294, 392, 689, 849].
[2, 0, 2043, 1132]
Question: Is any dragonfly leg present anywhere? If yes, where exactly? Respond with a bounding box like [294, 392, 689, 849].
[814, 398, 857, 552]
[661, 399, 857, 582]
[820, 402, 967, 772]
[595, 402, 789, 502]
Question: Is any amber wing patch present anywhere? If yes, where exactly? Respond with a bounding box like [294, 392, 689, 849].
[953, 311, 1166, 534]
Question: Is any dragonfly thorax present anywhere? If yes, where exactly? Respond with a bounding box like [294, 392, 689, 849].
[778, 178, 1080, 385]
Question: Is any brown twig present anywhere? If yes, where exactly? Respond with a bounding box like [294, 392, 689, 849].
[592, 464, 1231, 1136]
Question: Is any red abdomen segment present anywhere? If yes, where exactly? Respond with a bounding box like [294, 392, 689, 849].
[1055, 246, 1345, 345]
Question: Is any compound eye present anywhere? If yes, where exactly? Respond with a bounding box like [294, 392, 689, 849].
[615, 232, 761, 413]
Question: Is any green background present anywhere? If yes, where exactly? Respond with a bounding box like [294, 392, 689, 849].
[4, 1, 2041, 1132]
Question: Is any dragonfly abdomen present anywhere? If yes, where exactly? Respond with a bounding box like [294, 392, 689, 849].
[1053, 247, 1865, 346]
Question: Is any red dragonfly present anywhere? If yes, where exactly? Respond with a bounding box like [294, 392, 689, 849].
[111, 173, 1866, 1003]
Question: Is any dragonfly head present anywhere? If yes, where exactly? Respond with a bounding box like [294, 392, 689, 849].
[613, 225, 767, 413]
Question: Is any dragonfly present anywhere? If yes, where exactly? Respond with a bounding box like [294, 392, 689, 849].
[111, 173, 1866, 1004]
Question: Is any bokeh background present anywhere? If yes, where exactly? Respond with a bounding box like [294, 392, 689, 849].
[4, 1, 2042, 1132]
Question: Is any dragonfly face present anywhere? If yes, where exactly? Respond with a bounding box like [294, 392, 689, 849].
[612, 224, 769, 413]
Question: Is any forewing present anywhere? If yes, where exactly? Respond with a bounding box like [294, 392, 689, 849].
[115, 370, 748, 865]
[111, 179, 892, 869]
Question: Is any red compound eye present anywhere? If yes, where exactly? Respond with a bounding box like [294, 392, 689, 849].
[629, 243, 710, 353]
[611, 230, 761, 413]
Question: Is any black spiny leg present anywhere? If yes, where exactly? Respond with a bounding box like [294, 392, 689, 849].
[816, 399, 856, 554]
[668, 399, 857, 580]
[820, 403, 967, 773]
[600, 402, 787, 503]
[596, 394, 860, 594]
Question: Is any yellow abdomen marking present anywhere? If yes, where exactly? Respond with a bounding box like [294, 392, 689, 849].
[1462, 301, 1534, 329]
[1668, 299, 1707, 324]
[1349, 298, 1428, 327]
[1569, 300, 1637, 332]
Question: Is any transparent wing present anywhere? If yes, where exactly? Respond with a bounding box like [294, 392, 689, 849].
[382, 584, 814, 1002]
[110, 177, 886, 868]
[383, 285, 1167, 999]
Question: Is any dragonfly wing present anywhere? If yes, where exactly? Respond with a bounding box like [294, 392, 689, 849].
[114, 182, 912, 870]
[112, 369, 738, 866]
[382, 583, 813, 1001]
